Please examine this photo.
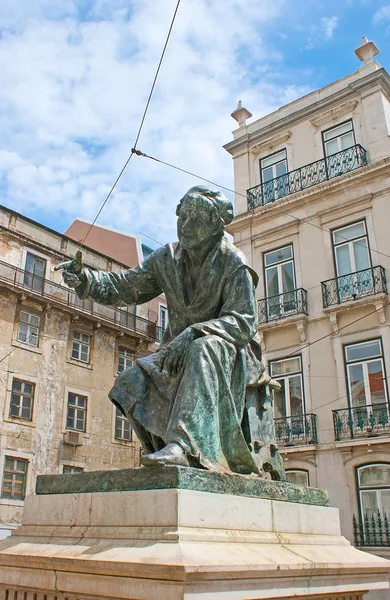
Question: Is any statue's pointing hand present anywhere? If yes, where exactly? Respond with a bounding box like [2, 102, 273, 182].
[54, 250, 85, 290]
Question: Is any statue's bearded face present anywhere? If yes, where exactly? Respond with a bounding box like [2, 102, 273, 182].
[177, 195, 218, 250]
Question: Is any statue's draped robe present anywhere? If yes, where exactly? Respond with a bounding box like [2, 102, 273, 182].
[77, 238, 263, 474]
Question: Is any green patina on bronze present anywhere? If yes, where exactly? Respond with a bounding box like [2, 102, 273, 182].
[36, 466, 328, 506]
[56, 186, 286, 479]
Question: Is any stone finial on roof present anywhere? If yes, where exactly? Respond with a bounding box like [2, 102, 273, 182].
[354, 36, 379, 64]
[230, 101, 252, 127]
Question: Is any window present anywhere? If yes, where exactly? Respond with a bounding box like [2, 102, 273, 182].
[323, 120, 355, 157]
[63, 465, 84, 474]
[260, 149, 288, 203]
[2, 456, 28, 500]
[23, 252, 46, 294]
[332, 221, 372, 301]
[357, 464, 390, 520]
[17, 309, 41, 347]
[66, 392, 87, 432]
[117, 347, 134, 373]
[71, 331, 91, 363]
[270, 356, 304, 419]
[9, 379, 35, 421]
[160, 306, 168, 332]
[345, 339, 388, 412]
[115, 407, 132, 442]
[264, 245, 296, 318]
[285, 469, 310, 486]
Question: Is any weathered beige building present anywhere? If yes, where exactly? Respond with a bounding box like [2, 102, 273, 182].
[225, 38, 390, 555]
[0, 207, 164, 538]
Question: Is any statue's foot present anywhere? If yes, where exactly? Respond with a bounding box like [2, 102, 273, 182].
[141, 442, 190, 467]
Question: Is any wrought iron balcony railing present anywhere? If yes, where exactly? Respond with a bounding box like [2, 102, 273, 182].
[353, 512, 390, 547]
[321, 266, 387, 308]
[0, 260, 157, 340]
[247, 144, 368, 209]
[333, 403, 390, 441]
[274, 414, 317, 447]
[259, 288, 308, 323]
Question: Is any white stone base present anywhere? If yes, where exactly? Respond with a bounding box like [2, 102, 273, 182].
[0, 489, 389, 600]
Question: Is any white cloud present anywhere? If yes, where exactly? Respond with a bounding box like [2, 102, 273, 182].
[321, 16, 338, 39]
[0, 0, 315, 245]
[306, 15, 338, 49]
[373, 4, 390, 23]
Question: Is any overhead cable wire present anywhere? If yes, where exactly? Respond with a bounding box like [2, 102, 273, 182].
[79, 0, 182, 249]
[282, 301, 390, 360]
[132, 149, 390, 263]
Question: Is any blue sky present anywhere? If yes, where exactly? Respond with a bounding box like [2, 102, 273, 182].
[0, 0, 389, 249]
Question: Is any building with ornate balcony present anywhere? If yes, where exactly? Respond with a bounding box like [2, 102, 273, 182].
[0, 205, 162, 538]
[224, 38, 390, 558]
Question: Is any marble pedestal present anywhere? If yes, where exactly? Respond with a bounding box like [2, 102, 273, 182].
[0, 467, 389, 600]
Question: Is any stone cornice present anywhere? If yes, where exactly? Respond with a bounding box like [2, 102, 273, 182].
[250, 131, 292, 156]
[309, 100, 359, 128]
[224, 69, 390, 157]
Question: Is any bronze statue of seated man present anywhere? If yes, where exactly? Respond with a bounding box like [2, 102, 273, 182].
[57, 186, 283, 478]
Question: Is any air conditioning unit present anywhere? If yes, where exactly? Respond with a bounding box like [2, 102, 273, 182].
[63, 430, 83, 446]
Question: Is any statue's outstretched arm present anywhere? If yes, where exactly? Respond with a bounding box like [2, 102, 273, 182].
[55, 251, 162, 307]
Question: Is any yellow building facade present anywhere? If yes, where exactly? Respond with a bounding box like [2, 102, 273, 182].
[0, 206, 160, 538]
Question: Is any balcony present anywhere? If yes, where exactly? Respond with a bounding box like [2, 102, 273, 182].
[259, 288, 308, 323]
[353, 512, 390, 547]
[322, 266, 387, 308]
[0, 260, 157, 340]
[247, 144, 368, 210]
[156, 326, 165, 344]
[333, 403, 390, 441]
[274, 414, 317, 447]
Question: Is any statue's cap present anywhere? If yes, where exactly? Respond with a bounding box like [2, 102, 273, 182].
[179, 186, 234, 226]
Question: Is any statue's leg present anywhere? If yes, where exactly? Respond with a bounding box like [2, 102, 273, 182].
[109, 363, 165, 454]
[143, 335, 258, 474]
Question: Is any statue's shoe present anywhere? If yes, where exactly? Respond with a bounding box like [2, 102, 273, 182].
[141, 442, 190, 467]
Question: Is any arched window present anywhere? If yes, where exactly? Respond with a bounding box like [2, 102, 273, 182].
[356, 463, 390, 519]
[285, 469, 310, 487]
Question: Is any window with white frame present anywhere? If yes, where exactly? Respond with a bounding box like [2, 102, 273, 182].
[9, 379, 35, 421]
[1, 456, 28, 500]
[332, 221, 372, 301]
[322, 120, 355, 157]
[264, 245, 296, 318]
[17, 309, 41, 347]
[114, 407, 132, 442]
[345, 339, 388, 411]
[23, 252, 46, 294]
[260, 149, 288, 203]
[160, 306, 168, 331]
[63, 465, 84, 474]
[66, 392, 87, 432]
[270, 356, 304, 419]
[71, 331, 91, 363]
[285, 469, 310, 486]
[357, 464, 390, 520]
[117, 347, 134, 373]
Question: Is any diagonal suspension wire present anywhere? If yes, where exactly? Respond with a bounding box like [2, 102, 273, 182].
[79, 0, 182, 248]
[132, 149, 390, 263]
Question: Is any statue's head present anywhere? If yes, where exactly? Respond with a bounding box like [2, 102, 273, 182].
[176, 186, 234, 250]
